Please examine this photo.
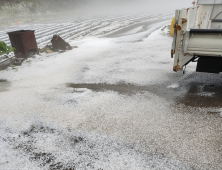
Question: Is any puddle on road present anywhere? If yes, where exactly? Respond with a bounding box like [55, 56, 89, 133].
[67, 83, 222, 110]
[67, 83, 185, 99]
[0, 79, 10, 92]
[179, 83, 222, 108]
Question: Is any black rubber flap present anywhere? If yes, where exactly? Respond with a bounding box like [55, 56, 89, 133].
[196, 57, 222, 73]
[190, 29, 222, 34]
[211, 19, 222, 22]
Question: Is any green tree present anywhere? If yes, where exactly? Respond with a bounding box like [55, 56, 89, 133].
[0, 41, 15, 55]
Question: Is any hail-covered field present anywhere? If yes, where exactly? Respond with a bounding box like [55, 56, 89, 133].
[0, 9, 222, 170]
[0, 10, 175, 48]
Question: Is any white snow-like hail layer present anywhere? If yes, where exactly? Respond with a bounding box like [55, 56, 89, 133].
[0, 19, 222, 170]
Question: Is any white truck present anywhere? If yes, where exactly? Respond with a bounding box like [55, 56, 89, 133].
[171, 0, 222, 73]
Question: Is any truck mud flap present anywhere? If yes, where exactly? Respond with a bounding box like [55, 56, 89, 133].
[196, 57, 222, 73]
[190, 29, 222, 34]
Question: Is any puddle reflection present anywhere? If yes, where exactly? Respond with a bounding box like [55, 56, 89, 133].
[178, 83, 222, 108]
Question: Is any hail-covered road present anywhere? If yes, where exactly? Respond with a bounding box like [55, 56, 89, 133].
[0, 10, 222, 170]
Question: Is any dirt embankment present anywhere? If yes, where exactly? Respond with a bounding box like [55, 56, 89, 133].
[0, 0, 89, 19]
[0, 0, 90, 27]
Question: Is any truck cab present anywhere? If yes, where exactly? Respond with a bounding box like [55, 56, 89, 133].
[172, 0, 222, 73]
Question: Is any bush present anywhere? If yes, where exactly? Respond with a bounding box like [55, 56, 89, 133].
[0, 41, 15, 55]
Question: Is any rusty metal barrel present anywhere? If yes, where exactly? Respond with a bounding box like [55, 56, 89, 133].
[7, 30, 39, 58]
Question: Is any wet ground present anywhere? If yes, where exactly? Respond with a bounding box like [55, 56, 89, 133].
[65, 77, 222, 169]
[67, 82, 185, 99]
[0, 19, 222, 170]
[67, 80, 222, 108]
